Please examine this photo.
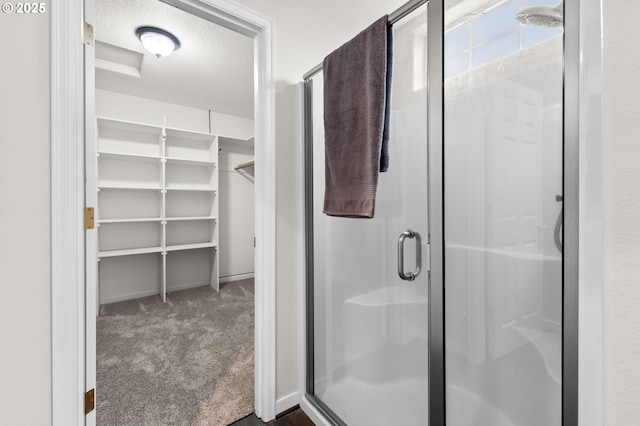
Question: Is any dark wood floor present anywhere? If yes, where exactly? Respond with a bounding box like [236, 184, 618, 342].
[230, 407, 315, 426]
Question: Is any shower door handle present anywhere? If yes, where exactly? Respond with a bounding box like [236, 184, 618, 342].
[398, 230, 422, 281]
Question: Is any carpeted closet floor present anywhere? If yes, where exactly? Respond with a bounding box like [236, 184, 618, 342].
[96, 279, 255, 426]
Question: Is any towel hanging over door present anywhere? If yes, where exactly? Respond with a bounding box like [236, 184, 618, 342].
[322, 15, 393, 218]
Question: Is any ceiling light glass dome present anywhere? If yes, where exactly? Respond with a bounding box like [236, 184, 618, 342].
[135, 26, 181, 58]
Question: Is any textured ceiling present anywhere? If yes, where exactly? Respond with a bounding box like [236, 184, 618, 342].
[95, 0, 254, 118]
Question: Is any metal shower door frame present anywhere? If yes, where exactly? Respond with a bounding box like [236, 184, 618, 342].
[302, 1, 442, 423]
[426, 0, 445, 424]
[302, 0, 580, 423]
[563, 0, 580, 422]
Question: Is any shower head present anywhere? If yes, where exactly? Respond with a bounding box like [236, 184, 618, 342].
[515, 2, 563, 28]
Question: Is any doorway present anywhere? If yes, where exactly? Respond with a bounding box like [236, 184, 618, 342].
[89, 2, 256, 424]
[51, 0, 276, 424]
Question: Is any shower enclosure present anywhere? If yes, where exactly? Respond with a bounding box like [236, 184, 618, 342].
[303, 0, 578, 424]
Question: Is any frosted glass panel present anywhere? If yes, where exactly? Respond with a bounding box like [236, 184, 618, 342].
[445, 25, 469, 59]
[471, 0, 519, 46]
[311, 5, 429, 425]
[446, 54, 470, 79]
[472, 31, 519, 67]
[445, 1, 563, 424]
[522, 0, 559, 7]
[523, 26, 563, 48]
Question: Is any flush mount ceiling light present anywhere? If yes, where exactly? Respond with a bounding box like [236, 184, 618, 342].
[135, 26, 181, 58]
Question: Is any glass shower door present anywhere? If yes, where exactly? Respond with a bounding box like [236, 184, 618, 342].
[308, 4, 430, 425]
[444, 1, 564, 424]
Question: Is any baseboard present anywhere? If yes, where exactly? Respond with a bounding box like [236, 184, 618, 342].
[100, 289, 161, 305]
[167, 280, 211, 293]
[99, 275, 250, 305]
[276, 391, 299, 415]
[220, 272, 255, 284]
[100, 281, 210, 305]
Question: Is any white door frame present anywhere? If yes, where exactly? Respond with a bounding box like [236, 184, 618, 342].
[51, 1, 277, 424]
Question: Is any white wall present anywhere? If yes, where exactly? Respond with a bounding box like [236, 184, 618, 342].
[0, 2, 52, 425]
[602, 0, 640, 423]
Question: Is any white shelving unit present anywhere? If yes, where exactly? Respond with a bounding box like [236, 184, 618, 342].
[95, 117, 219, 304]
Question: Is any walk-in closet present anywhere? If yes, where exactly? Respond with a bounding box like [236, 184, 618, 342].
[90, 0, 256, 424]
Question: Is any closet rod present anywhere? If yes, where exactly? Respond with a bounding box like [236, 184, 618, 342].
[235, 160, 255, 171]
[302, 0, 429, 81]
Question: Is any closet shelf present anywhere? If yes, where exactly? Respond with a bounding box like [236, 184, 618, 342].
[165, 126, 215, 138]
[165, 216, 217, 222]
[98, 246, 163, 259]
[98, 184, 162, 191]
[97, 151, 161, 162]
[97, 116, 163, 133]
[98, 217, 162, 224]
[164, 187, 217, 192]
[165, 157, 217, 166]
[234, 159, 255, 170]
[96, 115, 220, 304]
[166, 242, 218, 252]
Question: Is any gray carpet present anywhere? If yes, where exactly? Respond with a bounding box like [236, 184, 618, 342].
[97, 279, 255, 426]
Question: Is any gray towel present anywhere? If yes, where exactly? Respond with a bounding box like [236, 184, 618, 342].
[323, 15, 393, 218]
